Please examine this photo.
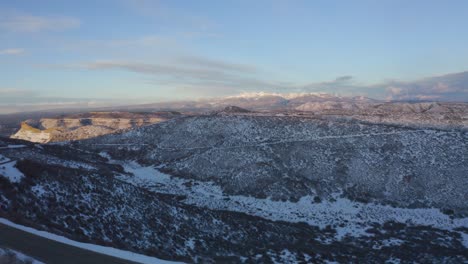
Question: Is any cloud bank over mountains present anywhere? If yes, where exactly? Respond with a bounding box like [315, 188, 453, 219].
[382, 71, 468, 101]
[38, 54, 468, 102]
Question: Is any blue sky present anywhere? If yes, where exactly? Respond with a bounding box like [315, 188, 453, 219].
[1, 0, 468, 111]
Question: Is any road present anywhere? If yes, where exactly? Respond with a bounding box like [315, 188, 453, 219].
[0, 223, 141, 264]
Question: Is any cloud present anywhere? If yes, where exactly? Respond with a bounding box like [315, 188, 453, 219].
[0, 88, 130, 114]
[80, 60, 280, 97]
[175, 56, 257, 74]
[49, 34, 183, 59]
[383, 71, 468, 101]
[44, 57, 297, 98]
[0, 100, 104, 114]
[85, 60, 232, 80]
[298, 72, 468, 101]
[300, 72, 468, 102]
[39, 52, 468, 102]
[77, 35, 172, 48]
[0, 88, 35, 96]
[334, 75, 353, 82]
[46, 58, 368, 98]
[0, 12, 80, 32]
[122, 0, 218, 38]
[0, 48, 24, 55]
[298, 75, 370, 96]
[0, 88, 40, 103]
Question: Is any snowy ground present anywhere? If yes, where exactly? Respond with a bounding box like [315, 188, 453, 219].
[114, 159, 468, 243]
[0, 247, 44, 264]
[0, 145, 27, 183]
[460, 232, 468, 248]
[0, 218, 183, 264]
[0, 154, 24, 183]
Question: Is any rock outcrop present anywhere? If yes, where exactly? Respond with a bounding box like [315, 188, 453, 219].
[11, 111, 179, 143]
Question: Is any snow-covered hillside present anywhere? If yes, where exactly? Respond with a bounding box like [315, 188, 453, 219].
[115, 161, 468, 241]
[1, 110, 467, 263]
[82, 114, 468, 215]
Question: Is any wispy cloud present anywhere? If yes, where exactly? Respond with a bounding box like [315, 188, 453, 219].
[82, 59, 295, 96]
[38, 56, 468, 102]
[49, 35, 181, 58]
[334, 75, 353, 82]
[85, 60, 234, 79]
[41, 59, 374, 98]
[0, 88, 126, 114]
[80, 59, 270, 95]
[122, 0, 218, 39]
[0, 12, 80, 32]
[0, 88, 41, 105]
[69, 35, 172, 49]
[175, 56, 257, 73]
[0, 48, 24, 55]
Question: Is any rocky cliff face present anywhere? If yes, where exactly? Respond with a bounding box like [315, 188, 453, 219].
[10, 122, 52, 143]
[10, 112, 179, 143]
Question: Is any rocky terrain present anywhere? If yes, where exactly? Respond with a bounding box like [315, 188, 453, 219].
[0, 104, 467, 263]
[0, 111, 72, 137]
[10, 111, 180, 143]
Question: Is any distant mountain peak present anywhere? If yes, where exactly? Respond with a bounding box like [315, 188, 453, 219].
[225, 92, 333, 100]
[221, 106, 251, 113]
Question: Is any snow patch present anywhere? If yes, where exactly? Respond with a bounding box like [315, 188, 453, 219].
[31, 185, 46, 197]
[98, 151, 112, 159]
[185, 238, 196, 250]
[117, 162, 468, 241]
[459, 232, 468, 248]
[0, 155, 24, 183]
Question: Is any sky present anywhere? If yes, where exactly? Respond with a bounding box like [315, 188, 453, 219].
[1, 0, 468, 113]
